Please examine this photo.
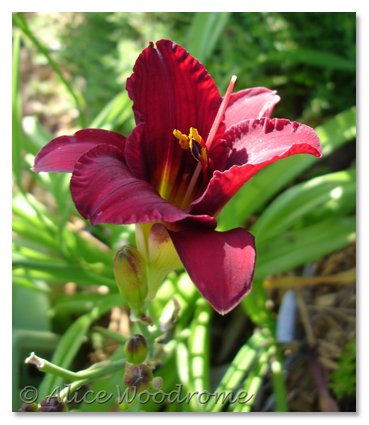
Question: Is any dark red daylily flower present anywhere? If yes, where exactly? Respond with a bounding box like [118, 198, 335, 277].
[33, 40, 322, 314]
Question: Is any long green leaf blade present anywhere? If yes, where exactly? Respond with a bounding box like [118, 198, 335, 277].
[12, 29, 23, 189]
[254, 216, 356, 280]
[188, 12, 231, 64]
[206, 331, 268, 412]
[37, 294, 122, 400]
[252, 166, 356, 241]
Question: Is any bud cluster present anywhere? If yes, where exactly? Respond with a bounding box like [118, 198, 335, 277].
[18, 397, 67, 412]
[123, 334, 163, 394]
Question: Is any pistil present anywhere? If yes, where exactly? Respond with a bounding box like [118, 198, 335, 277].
[180, 75, 237, 210]
[205, 75, 237, 150]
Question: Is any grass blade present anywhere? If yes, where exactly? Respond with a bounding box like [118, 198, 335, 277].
[252, 166, 356, 241]
[187, 299, 212, 411]
[188, 12, 231, 64]
[37, 294, 122, 400]
[255, 216, 356, 280]
[12, 29, 23, 189]
[206, 330, 268, 412]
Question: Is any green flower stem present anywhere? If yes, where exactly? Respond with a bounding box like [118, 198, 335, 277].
[145, 268, 169, 304]
[59, 379, 89, 402]
[62, 359, 127, 382]
[131, 265, 175, 361]
[270, 345, 289, 412]
[136, 319, 151, 341]
[26, 353, 79, 381]
[26, 352, 126, 383]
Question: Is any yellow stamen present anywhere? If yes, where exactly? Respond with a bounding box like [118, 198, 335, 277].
[189, 127, 201, 144]
[174, 127, 209, 167]
[200, 146, 208, 167]
[173, 129, 189, 149]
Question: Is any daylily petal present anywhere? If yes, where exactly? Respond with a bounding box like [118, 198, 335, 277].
[190, 118, 322, 217]
[32, 129, 126, 173]
[225, 87, 280, 129]
[169, 227, 256, 314]
[124, 123, 147, 180]
[126, 40, 222, 197]
[207, 138, 229, 173]
[70, 143, 216, 229]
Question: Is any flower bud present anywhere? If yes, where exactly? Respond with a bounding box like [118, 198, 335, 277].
[114, 246, 148, 309]
[151, 376, 163, 391]
[18, 402, 39, 412]
[123, 362, 154, 394]
[39, 396, 67, 412]
[124, 334, 148, 365]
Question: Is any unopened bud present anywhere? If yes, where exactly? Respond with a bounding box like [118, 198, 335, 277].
[123, 362, 153, 394]
[151, 376, 163, 391]
[18, 402, 39, 412]
[124, 334, 148, 365]
[39, 396, 67, 412]
[114, 246, 148, 309]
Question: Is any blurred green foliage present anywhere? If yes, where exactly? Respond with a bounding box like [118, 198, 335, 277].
[23, 12, 355, 127]
[329, 339, 356, 399]
[12, 12, 356, 413]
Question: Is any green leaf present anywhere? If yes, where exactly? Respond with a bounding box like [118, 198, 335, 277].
[187, 299, 212, 411]
[12, 258, 117, 288]
[188, 12, 231, 64]
[12, 275, 50, 293]
[241, 285, 274, 329]
[13, 216, 59, 251]
[89, 91, 134, 131]
[12, 245, 60, 263]
[206, 331, 268, 412]
[78, 344, 127, 412]
[12, 29, 23, 189]
[259, 49, 355, 71]
[22, 115, 53, 154]
[231, 348, 270, 412]
[252, 166, 356, 241]
[37, 294, 122, 401]
[254, 216, 356, 280]
[91, 326, 128, 345]
[12, 192, 60, 238]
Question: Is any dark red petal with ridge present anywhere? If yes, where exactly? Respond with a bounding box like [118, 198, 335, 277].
[70, 143, 216, 228]
[190, 118, 322, 217]
[125, 40, 222, 191]
[225, 87, 280, 129]
[124, 123, 147, 180]
[32, 129, 126, 173]
[169, 227, 256, 314]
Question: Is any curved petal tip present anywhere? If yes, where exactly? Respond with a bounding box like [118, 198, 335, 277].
[169, 227, 256, 314]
